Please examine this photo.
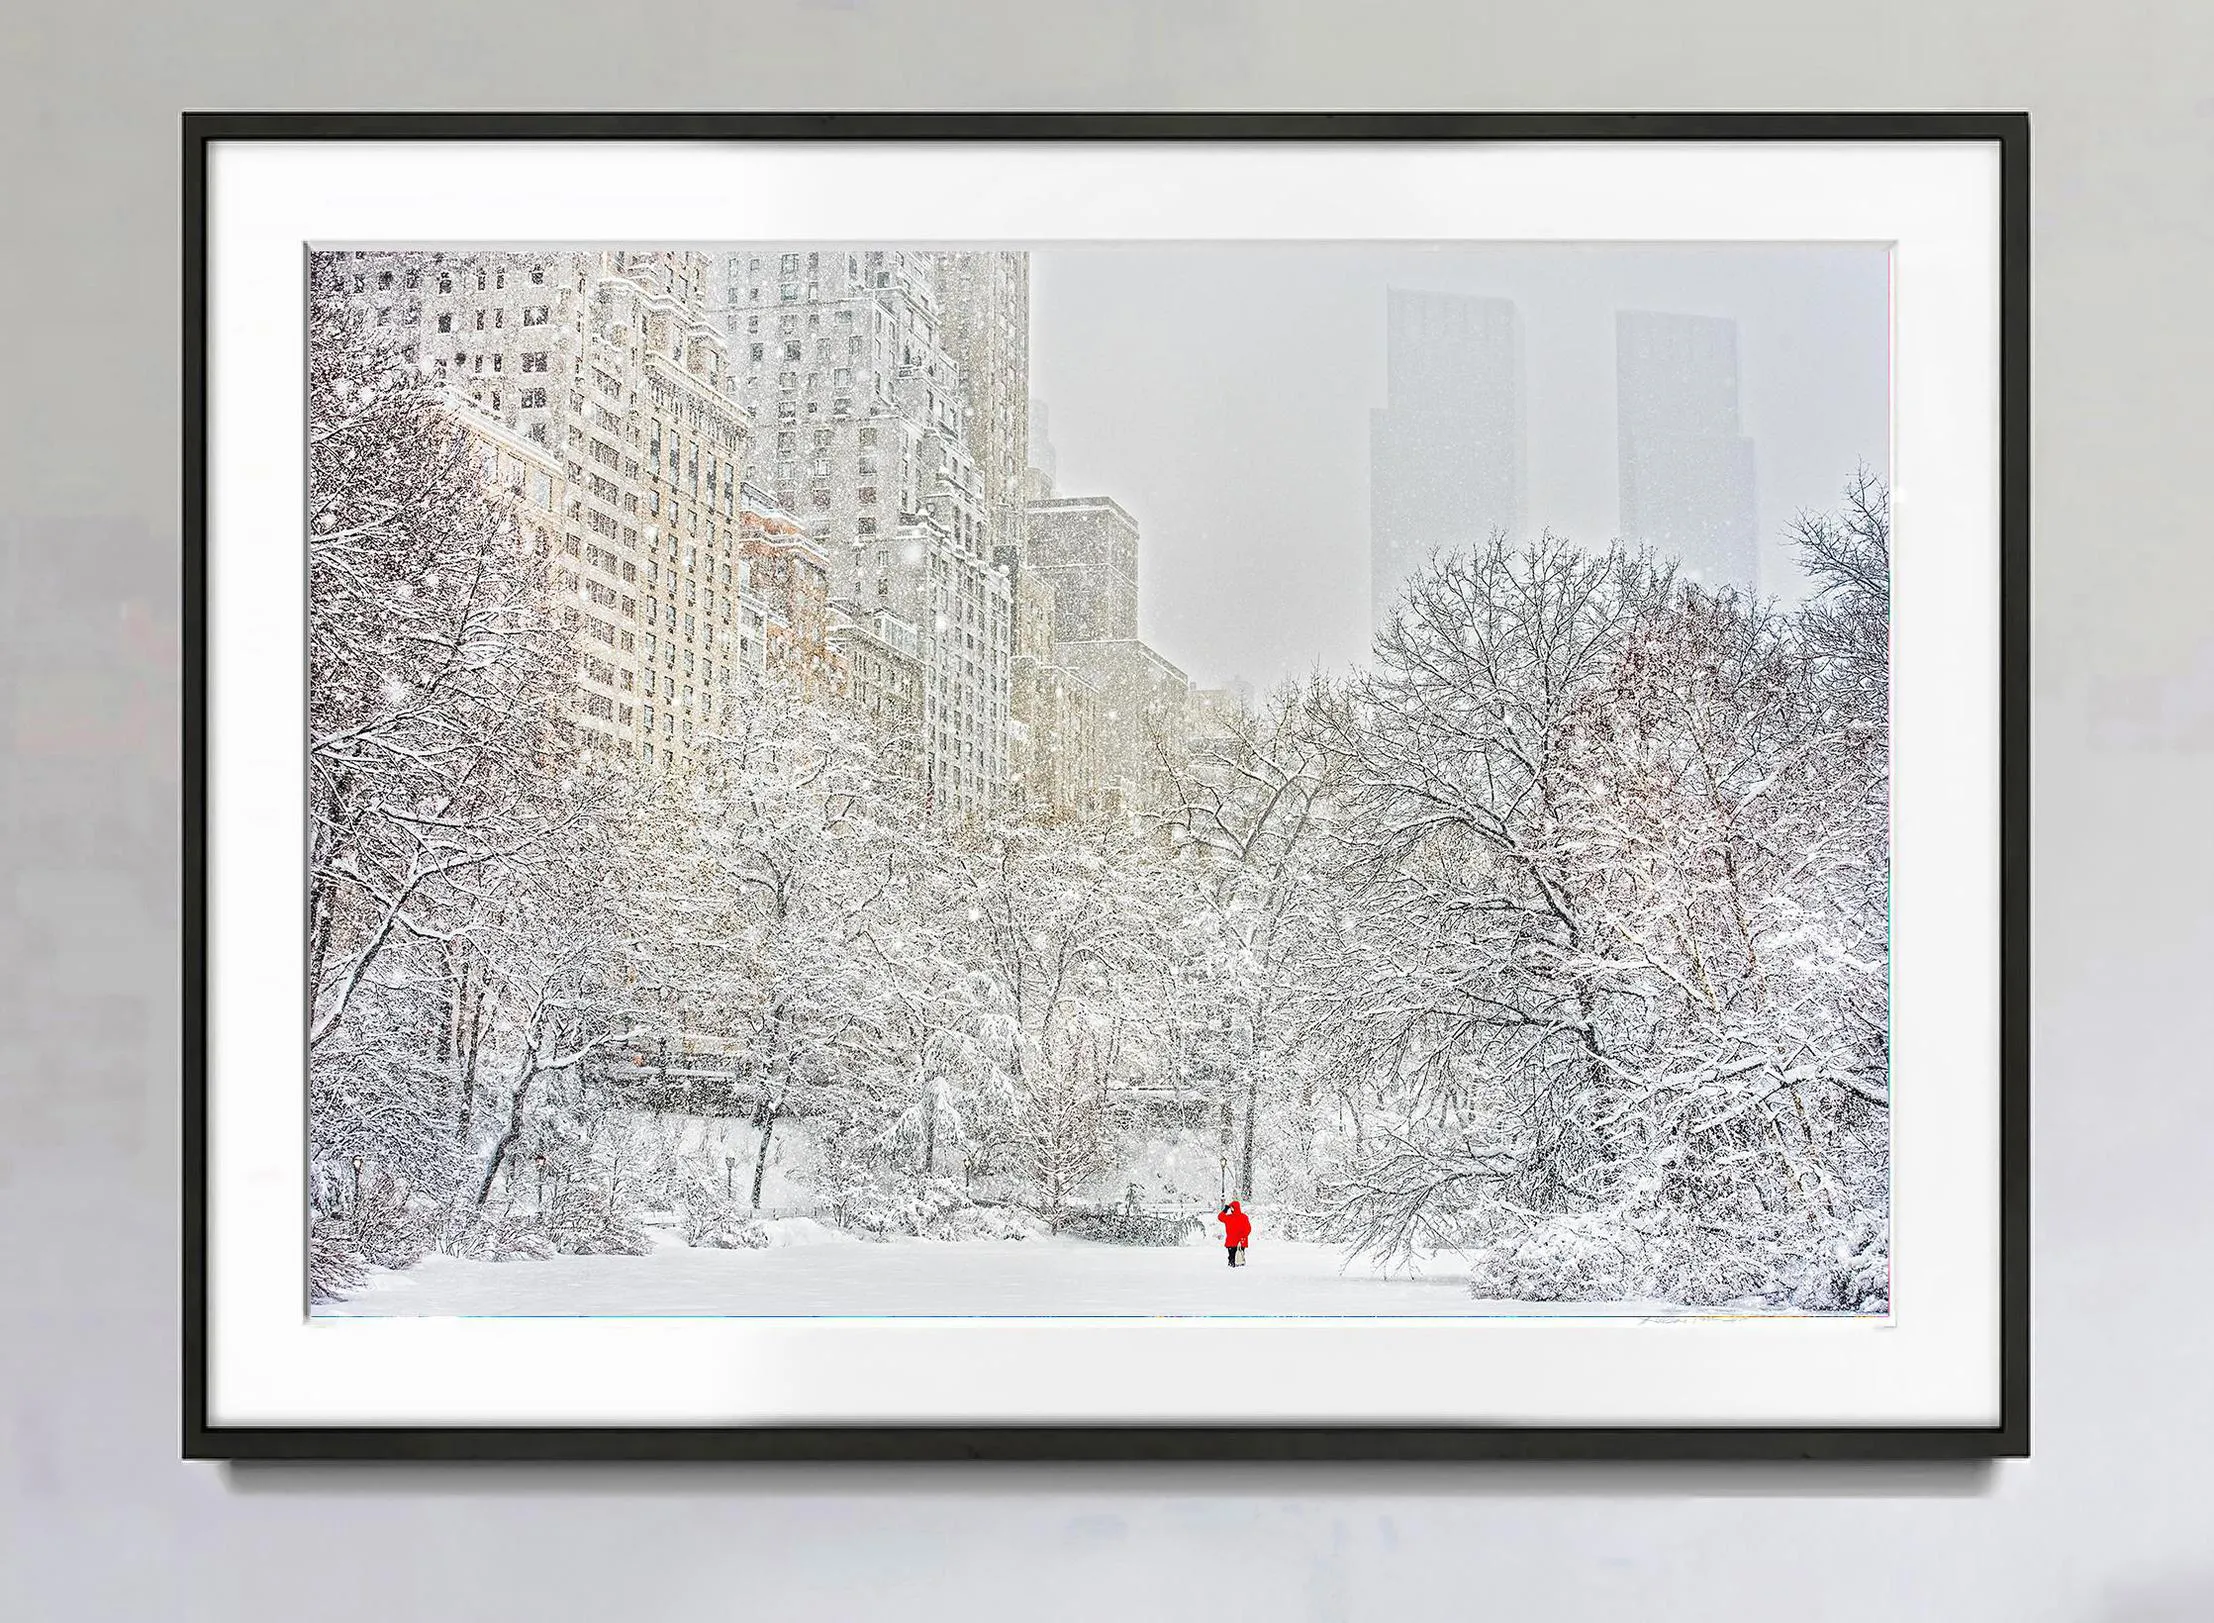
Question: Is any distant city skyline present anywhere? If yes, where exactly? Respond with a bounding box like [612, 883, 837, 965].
[1031, 243, 1889, 693]
[1368, 289, 1526, 632]
[1616, 308, 1760, 594]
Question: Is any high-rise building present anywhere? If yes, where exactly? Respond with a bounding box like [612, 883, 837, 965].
[1369, 290, 1526, 630]
[1024, 495, 1139, 642]
[1615, 310, 1758, 592]
[1025, 494, 1190, 817]
[826, 600, 927, 795]
[735, 484, 839, 698]
[931, 253, 1032, 558]
[318, 249, 771, 778]
[714, 247, 1013, 822]
[1023, 396, 1059, 505]
[999, 544, 1105, 822]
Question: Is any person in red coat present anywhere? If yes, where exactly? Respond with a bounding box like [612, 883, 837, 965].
[1217, 1200, 1252, 1266]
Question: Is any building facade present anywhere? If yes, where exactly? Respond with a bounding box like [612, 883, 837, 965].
[1052, 638, 1194, 819]
[715, 247, 1013, 823]
[826, 601, 927, 795]
[1024, 495, 1140, 642]
[318, 248, 773, 779]
[735, 484, 840, 697]
[930, 252, 1032, 559]
[1000, 546, 1105, 821]
[1024, 492, 1193, 818]
[1369, 289, 1527, 632]
[1615, 310, 1758, 593]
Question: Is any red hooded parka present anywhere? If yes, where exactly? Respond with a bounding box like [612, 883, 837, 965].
[1218, 1201, 1252, 1248]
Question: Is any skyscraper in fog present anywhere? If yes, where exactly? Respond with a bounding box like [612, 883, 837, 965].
[1369, 290, 1526, 632]
[1615, 310, 1758, 592]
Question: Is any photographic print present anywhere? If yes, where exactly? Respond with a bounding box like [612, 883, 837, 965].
[189, 118, 2023, 1456]
[305, 242, 1894, 1321]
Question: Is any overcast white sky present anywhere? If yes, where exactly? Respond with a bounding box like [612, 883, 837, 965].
[1029, 243, 1890, 693]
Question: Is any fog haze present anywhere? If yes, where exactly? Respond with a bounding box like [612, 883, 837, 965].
[1029, 243, 1890, 691]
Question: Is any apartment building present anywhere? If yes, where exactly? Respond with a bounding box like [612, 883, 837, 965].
[317, 249, 773, 777]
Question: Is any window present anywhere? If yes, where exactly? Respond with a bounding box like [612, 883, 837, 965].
[781, 253, 799, 273]
[521, 353, 548, 372]
[860, 487, 877, 506]
[437, 271, 453, 294]
[858, 517, 878, 537]
[436, 313, 452, 333]
[474, 310, 485, 330]
[521, 388, 546, 409]
[523, 305, 549, 325]
[495, 270, 506, 289]
[859, 427, 877, 447]
[531, 265, 545, 284]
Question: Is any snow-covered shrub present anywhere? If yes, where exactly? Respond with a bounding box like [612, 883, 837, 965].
[822, 1177, 1052, 1241]
[828, 1176, 968, 1237]
[452, 1209, 561, 1262]
[1465, 1213, 1637, 1303]
[927, 1202, 1051, 1242]
[309, 1229, 367, 1303]
[343, 1186, 442, 1272]
[1770, 1211, 1889, 1313]
[1462, 1193, 1885, 1310]
[678, 1182, 773, 1250]
[538, 1184, 653, 1256]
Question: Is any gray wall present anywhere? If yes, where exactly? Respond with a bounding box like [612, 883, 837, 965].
[3, 4, 2209, 1618]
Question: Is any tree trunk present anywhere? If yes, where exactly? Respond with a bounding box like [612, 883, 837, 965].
[1239, 1069, 1259, 1201]
[476, 1017, 548, 1207]
[750, 1105, 777, 1210]
[921, 1086, 937, 1177]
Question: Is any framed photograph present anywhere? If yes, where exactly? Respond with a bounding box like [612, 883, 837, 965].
[185, 112, 2027, 1460]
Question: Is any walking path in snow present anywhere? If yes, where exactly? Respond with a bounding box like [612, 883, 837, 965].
[316, 1229, 1709, 1318]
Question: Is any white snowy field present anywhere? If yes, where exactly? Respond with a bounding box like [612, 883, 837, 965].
[316, 1228, 1728, 1318]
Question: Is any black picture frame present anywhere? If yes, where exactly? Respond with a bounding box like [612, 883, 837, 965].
[184, 110, 2029, 1462]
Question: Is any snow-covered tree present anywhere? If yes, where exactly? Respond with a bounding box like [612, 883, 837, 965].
[1158, 683, 1341, 1206]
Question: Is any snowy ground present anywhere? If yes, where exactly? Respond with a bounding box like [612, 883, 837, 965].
[316, 1228, 1720, 1318]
